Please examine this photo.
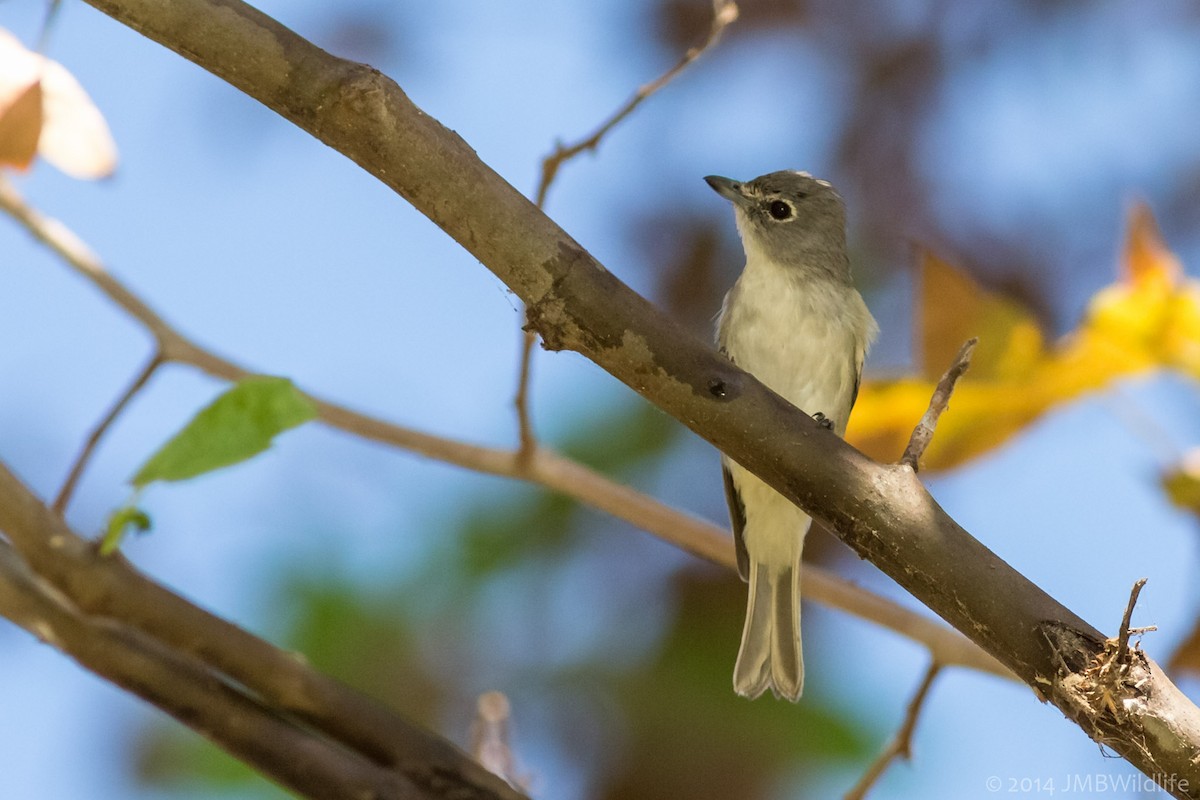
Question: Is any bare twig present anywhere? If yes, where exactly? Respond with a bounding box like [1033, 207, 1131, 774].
[900, 337, 978, 470]
[515, 0, 739, 458]
[1102, 387, 1182, 467]
[1116, 578, 1149, 667]
[513, 330, 537, 462]
[534, 0, 738, 207]
[53, 352, 163, 515]
[0, 170, 1011, 679]
[844, 662, 943, 800]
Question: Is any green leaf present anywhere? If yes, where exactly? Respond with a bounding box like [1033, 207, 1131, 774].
[131, 376, 316, 487]
[101, 504, 151, 556]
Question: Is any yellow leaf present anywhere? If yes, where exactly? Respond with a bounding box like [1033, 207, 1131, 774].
[1161, 449, 1200, 515]
[851, 253, 1051, 468]
[850, 378, 1048, 469]
[1124, 201, 1182, 285]
[850, 205, 1200, 470]
[1077, 202, 1200, 377]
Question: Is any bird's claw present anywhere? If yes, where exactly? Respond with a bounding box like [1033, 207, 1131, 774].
[812, 411, 835, 430]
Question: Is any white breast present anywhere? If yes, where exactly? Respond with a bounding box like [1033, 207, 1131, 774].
[717, 244, 868, 434]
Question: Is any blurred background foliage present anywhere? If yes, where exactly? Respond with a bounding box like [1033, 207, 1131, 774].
[5, 0, 1200, 798]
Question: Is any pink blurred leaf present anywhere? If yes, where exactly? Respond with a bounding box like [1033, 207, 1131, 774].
[0, 28, 117, 179]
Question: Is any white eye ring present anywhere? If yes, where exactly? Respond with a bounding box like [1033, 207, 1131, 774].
[768, 200, 793, 220]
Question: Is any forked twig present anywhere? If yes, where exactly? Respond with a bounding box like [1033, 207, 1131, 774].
[901, 337, 977, 470]
[844, 661, 943, 800]
[534, 0, 739, 208]
[515, 0, 740, 457]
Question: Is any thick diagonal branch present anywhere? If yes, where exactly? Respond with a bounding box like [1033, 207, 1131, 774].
[0, 464, 527, 800]
[0, 540, 422, 800]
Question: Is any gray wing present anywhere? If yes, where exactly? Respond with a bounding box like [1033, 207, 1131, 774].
[849, 350, 863, 411]
[847, 340, 867, 419]
[717, 342, 750, 579]
[722, 463, 750, 581]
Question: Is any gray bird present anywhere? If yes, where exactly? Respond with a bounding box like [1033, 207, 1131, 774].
[706, 170, 877, 701]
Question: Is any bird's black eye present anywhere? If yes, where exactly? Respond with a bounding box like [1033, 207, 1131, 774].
[768, 200, 792, 220]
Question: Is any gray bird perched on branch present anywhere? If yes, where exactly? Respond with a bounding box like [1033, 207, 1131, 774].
[706, 170, 877, 701]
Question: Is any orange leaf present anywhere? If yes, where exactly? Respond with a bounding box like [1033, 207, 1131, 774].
[0, 28, 117, 179]
[918, 251, 1045, 382]
[1080, 203, 1200, 377]
[1123, 200, 1182, 286]
[0, 79, 42, 170]
[1168, 612, 1200, 676]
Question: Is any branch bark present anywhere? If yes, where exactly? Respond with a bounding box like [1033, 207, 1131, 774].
[0, 541, 421, 800]
[57, 0, 1200, 795]
[0, 463, 528, 800]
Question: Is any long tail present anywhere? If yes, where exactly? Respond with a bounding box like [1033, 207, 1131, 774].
[733, 560, 803, 701]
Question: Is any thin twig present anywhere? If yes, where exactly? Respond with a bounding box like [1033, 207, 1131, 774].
[534, 0, 738, 208]
[37, 0, 66, 53]
[844, 661, 943, 800]
[1116, 578, 1148, 667]
[513, 329, 537, 462]
[900, 337, 978, 470]
[0, 163, 1011, 679]
[1102, 387, 1182, 468]
[514, 0, 740, 457]
[52, 352, 163, 515]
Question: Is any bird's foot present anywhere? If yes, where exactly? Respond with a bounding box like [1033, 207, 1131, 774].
[811, 411, 835, 430]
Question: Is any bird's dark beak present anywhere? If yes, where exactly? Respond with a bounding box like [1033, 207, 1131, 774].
[704, 175, 750, 207]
